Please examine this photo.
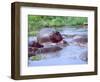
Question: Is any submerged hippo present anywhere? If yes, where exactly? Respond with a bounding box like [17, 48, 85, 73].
[72, 35, 88, 47]
[28, 41, 44, 55]
[79, 50, 88, 62]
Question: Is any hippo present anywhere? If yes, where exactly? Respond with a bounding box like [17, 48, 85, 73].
[37, 28, 63, 45]
[72, 35, 88, 47]
[28, 41, 44, 55]
[79, 51, 88, 62]
[28, 28, 68, 57]
[37, 28, 55, 44]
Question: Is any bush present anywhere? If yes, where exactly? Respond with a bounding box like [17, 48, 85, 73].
[28, 15, 87, 36]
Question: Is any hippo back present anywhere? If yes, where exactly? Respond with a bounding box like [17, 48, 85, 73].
[37, 28, 56, 44]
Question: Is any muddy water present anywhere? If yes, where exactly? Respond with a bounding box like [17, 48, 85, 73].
[28, 27, 88, 66]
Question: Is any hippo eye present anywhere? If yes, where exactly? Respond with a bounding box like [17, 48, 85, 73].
[56, 32, 61, 35]
[56, 31, 59, 33]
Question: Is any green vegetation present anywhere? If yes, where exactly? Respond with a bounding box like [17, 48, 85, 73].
[31, 55, 42, 61]
[28, 15, 87, 36]
[30, 55, 46, 61]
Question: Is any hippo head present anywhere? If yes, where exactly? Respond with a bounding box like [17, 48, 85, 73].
[29, 41, 44, 48]
[50, 31, 63, 43]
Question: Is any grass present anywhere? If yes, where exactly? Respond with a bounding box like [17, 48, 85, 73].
[28, 31, 38, 36]
[28, 15, 87, 36]
[30, 55, 47, 61]
[31, 55, 42, 61]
